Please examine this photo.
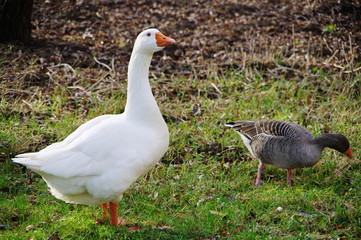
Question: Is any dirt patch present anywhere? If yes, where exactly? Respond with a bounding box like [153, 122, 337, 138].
[1, 0, 360, 88]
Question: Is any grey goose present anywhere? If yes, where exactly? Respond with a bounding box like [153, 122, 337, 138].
[225, 120, 353, 186]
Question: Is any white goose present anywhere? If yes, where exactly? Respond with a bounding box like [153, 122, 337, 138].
[12, 29, 176, 226]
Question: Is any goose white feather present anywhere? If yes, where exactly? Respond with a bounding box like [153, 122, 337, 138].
[12, 28, 176, 225]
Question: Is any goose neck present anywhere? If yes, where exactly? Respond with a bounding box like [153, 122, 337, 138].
[312, 133, 349, 153]
[127, 51, 152, 87]
[124, 51, 160, 119]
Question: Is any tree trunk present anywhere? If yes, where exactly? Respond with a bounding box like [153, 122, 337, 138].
[0, 0, 34, 44]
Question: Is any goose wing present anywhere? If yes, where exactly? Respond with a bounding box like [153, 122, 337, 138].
[12, 115, 144, 178]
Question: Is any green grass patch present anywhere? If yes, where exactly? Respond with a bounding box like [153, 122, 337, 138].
[1, 65, 360, 239]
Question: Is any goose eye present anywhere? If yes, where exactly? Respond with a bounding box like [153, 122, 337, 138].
[147, 32, 151, 37]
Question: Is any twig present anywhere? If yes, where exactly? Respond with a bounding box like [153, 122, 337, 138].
[111, 58, 115, 73]
[22, 100, 34, 110]
[269, 61, 302, 73]
[93, 56, 114, 73]
[344, 66, 361, 74]
[0, 87, 32, 94]
[85, 71, 110, 92]
[49, 63, 77, 79]
[323, 49, 339, 64]
[210, 83, 222, 95]
[348, 35, 354, 80]
[292, 24, 295, 67]
[323, 64, 361, 74]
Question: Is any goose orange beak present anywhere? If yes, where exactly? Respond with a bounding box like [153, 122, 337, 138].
[345, 148, 353, 158]
[156, 32, 176, 47]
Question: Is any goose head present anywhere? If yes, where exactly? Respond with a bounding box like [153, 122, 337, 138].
[331, 134, 353, 158]
[335, 134, 353, 158]
[316, 133, 353, 158]
[133, 28, 176, 54]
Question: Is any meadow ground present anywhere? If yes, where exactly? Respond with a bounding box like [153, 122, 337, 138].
[1, 0, 360, 239]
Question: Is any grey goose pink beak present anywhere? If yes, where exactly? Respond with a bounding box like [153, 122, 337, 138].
[345, 148, 353, 158]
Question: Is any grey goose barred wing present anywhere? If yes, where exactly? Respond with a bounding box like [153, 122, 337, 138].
[225, 121, 258, 140]
[225, 120, 314, 140]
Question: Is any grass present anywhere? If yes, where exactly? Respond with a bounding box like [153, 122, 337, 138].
[0, 46, 360, 239]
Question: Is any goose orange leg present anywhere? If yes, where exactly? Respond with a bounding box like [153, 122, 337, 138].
[109, 202, 121, 227]
[255, 163, 264, 186]
[287, 169, 293, 185]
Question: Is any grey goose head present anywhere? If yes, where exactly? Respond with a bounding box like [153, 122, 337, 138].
[313, 133, 353, 158]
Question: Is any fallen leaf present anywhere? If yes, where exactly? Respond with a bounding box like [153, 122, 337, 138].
[340, 189, 348, 196]
[153, 192, 159, 199]
[334, 223, 344, 229]
[47, 235, 60, 240]
[298, 212, 317, 218]
[95, 219, 104, 225]
[173, 194, 186, 198]
[276, 206, 283, 212]
[209, 210, 226, 216]
[233, 225, 245, 233]
[128, 224, 141, 232]
[220, 230, 228, 236]
[156, 225, 174, 231]
[197, 196, 213, 206]
[26, 225, 36, 231]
